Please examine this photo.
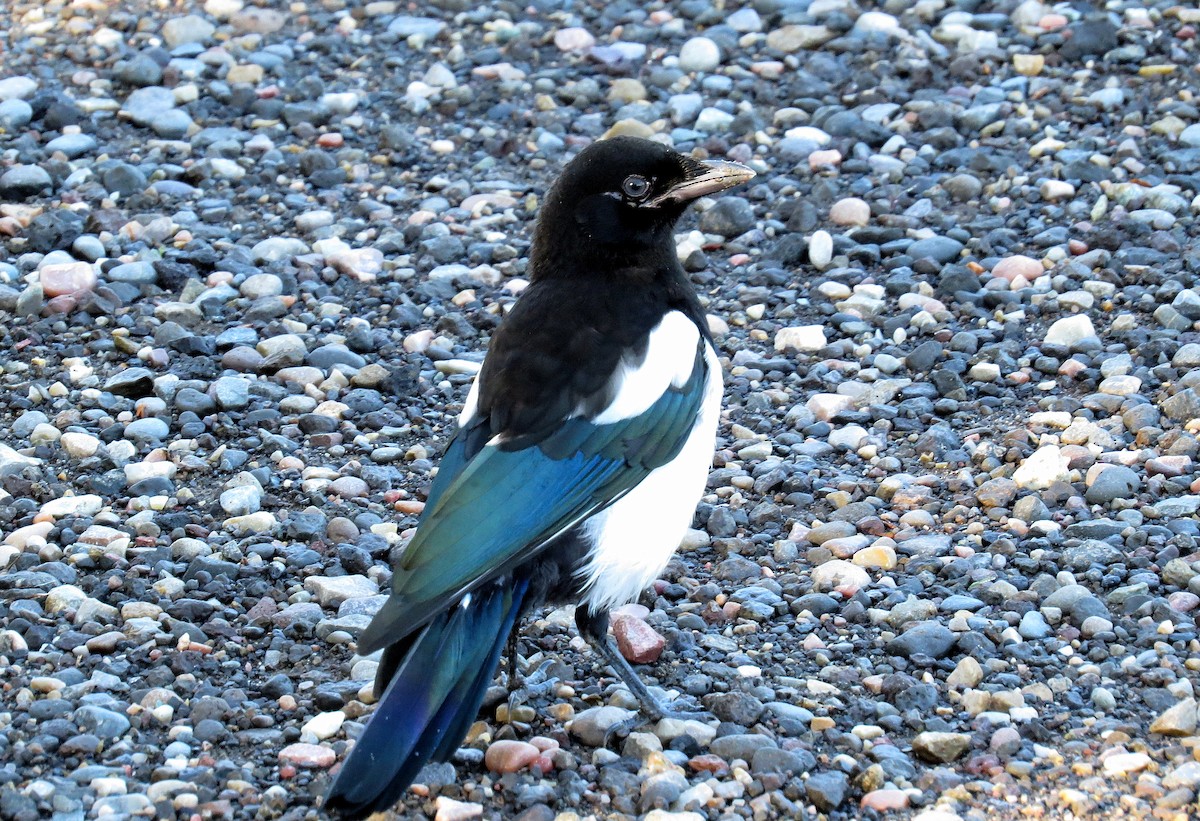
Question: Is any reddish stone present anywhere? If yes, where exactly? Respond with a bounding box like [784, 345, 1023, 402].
[688, 754, 730, 775]
[278, 743, 335, 768]
[992, 255, 1042, 283]
[484, 740, 540, 774]
[612, 614, 665, 663]
[45, 294, 78, 314]
[244, 596, 279, 623]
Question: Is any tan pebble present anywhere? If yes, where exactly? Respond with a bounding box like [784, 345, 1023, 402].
[553, 27, 595, 52]
[434, 796, 483, 821]
[860, 788, 910, 811]
[852, 545, 896, 570]
[809, 149, 842, 169]
[1012, 54, 1044, 76]
[828, 197, 871, 226]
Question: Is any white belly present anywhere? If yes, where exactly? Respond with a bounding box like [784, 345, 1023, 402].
[575, 342, 722, 614]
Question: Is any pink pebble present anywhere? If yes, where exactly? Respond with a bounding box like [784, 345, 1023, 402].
[991, 255, 1042, 283]
[40, 262, 96, 297]
[860, 789, 910, 811]
[613, 614, 666, 664]
[809, 149, 842, 170]
[279, 743, 336, 769]
[484, 740, 540, 774]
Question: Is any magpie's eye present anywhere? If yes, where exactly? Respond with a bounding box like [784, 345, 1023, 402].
[621, 175, 651, 200]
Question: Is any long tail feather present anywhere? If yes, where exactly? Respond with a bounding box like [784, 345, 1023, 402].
[324, 577, 529, 818]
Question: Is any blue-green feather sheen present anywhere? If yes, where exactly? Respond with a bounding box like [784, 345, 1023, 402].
[356, 339, 707, 655]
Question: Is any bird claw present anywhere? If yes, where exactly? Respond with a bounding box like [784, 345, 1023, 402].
[507, 658, 560, 714]
[604, 699, 709, 748]
[643, 695, 708, 723]
[652, 707, 709, 722]
[603, 715, 640, 748]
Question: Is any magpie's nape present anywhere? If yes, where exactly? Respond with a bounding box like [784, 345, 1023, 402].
[323, 136, 754, 818]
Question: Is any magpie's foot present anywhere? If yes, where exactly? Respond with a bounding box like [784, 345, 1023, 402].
[651, 706, 709, 722]
[507, 659, 561, 715]
[642, 694, 708, 723]
[522, 658, 561, 695]
[603, 699, 709, 748]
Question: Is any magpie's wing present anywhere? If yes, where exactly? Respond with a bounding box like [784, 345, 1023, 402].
[357, 333, 709, 655]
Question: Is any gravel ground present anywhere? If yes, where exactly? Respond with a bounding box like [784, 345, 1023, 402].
[1, 0, 1200, 819]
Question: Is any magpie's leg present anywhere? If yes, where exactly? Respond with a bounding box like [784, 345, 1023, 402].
[504, 628, 521, 685]
[575, 607, 707, 742]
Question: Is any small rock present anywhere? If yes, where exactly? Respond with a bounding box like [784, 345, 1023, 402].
[912, 732, 971, 763]
[806, 770, 849, 811]
[775, 325, 826, 353]
[678, 37, 721, 73]
[613, 614, 665, 663]
[992, 255, 1043, 283]
[1103, 752, 1152, 776]
[1150, 699, 1198, 736]
[829, 197, 870, 226]
[162, 14, 216, 47]
[279, 743, 336, 768]
[1044, 315, 1096, 347]
[434, 797, 484, 821]
[484, 740, 540, 773]
[809, 560, 870, 593]
[1012, 445, 1070, 490]
[887, 621, 956, 659]
[570, 706, 635, 746]
[304, 575, 379, 608]
[861, 789, 910, 811]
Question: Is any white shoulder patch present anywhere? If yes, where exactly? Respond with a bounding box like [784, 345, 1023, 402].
[590, 311, 701, 425]
[458, 375, 481, 427]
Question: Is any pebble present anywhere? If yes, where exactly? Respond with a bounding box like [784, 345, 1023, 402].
[554, 28, 594, 52]
[1043, 315, 1096, 347]
[775, 325, 825, 353]
[678, 38, 721, 73]
[1150, 699, 1198, 736]
[1103, 752, 1152, 777]
[434, 797, 484, 821]
[570, 707, 635, 746]
[992, 255, 1042, 283]
[808, 230, 833, 269]
[40, 262, 96, 296]
[279, 743, 336, 768]
[484, 740, 540, 774]
[912, 732, 972, 763]
[829, 198, 870, 227]
[809, 560, 870, 593]
[888, 621, 956, 659]
[613, 614, 665, 663]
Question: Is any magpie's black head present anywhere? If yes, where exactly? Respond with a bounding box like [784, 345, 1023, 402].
[529, 136, 754, 278]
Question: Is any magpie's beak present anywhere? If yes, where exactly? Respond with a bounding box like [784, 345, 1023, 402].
[646, 159, 756, 207]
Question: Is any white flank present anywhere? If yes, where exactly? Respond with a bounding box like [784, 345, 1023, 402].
[577, 340, 722, 613]
[458, 373, 481, 427]
[591, 311, 703, 424]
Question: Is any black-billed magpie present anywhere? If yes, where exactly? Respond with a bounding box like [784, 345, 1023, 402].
[324, 136, 754, 817]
